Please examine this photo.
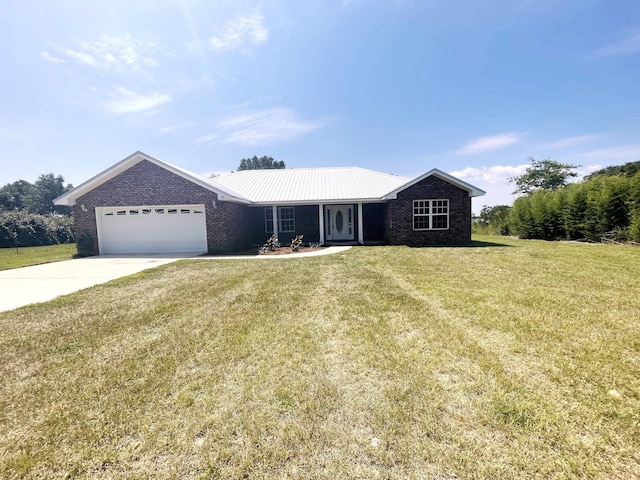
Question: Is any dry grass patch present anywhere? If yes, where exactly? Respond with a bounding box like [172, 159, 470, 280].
[1, 236, 639, 478]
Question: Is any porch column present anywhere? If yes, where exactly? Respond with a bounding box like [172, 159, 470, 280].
[272, 205, 279, 241]
[357, 202, 364, 244]
[318, 204, 325, 244]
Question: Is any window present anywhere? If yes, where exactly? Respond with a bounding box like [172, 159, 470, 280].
[265, 207, 296, 233]
[413, 199, 449, 230]
[279, 207, 295, 232]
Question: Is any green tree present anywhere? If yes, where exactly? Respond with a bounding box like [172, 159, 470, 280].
[510, 157, 580, 195]
[24, 174, 73, 215]
[585, 160, 640, 180]
[238, 156, 286, 171]
[478, 205, 512, 235]
[0, 180, 34, 210]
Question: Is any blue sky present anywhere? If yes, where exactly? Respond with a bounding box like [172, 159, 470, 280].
[1, 0, 639, 211]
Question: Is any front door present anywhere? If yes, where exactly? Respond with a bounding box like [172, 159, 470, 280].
[326, 205, 354, 241]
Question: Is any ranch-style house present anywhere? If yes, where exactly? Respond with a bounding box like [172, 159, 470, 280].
[54, 151, 485, 255]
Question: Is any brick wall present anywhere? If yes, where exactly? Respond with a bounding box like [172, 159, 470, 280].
[245, 205, 320, 247]
[74, 160, 249, 255]
[363, 203, 386, 242]
[386, 176, 472, 245]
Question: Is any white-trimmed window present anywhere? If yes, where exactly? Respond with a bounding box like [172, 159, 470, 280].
[265, 207, 295, 233]
[413, 199, 449, 230]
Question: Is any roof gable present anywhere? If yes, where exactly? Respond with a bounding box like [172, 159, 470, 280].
[54, 151, 250, 206]
[382, 168, 486, 199]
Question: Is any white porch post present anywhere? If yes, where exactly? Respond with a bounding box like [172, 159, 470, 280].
[272, 205, 279, 242]
[357, 202, 364, 244]
[318, 204, 325, 244]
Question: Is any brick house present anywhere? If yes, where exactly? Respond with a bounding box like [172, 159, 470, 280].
[54, 151, 485, 255]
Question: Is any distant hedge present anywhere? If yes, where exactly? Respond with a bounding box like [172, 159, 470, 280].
[0, 211, 75, 248]
[510, 173, 640, 242]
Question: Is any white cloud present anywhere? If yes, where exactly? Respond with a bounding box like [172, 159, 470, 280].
[580, 145, 640, 160]
[0, 128, 31, 143]
[40, 51, 65, 64]
[456, 132, 524, 155]
[61, 47, 99, 67]
[593, 33, 640, 58]
[159, 121, 198, 134]
[543, 134, 599, 149]
[196, 108, 325, 146]
[57, 35, 164, 71]
[209, 12, 268, 53]
[450, 164, 528, 185]
[450, 164, 529, 208]
[102, 87, 172, 114]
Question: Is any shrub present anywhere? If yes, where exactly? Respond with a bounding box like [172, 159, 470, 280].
[0, 210, 75, 248]
[258, 235, 280, 254]
[290, 234, 304, 251]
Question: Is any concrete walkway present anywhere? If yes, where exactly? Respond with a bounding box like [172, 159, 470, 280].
[200, 245, 352, 260]
[0, 246, 351, 312]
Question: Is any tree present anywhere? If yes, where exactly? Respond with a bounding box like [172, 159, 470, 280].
[478, 204, 512, 235]
[24, 174, 73, 215]
[237, 155, 286, 171]
[0, 180, 33, 210]
[0, 174, 72, 214]
[509, 157, 580, 195]
[584, 159, 640, 180]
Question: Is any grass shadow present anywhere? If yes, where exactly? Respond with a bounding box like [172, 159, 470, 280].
[408, 240, 512, 249]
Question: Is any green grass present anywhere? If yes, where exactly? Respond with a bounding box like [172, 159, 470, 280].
[0, 243, 76, 271]
[1, 235, 639, 479]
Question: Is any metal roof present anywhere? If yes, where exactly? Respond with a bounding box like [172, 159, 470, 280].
[215, 167, 411, 204]
[54, 151, 486, 207]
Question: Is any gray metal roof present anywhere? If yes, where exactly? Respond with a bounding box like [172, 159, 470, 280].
[215, 167, 411, 204]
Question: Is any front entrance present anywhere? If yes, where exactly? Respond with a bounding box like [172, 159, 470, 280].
[325, 204, 354, 241]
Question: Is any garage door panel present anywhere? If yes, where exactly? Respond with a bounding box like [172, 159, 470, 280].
[97, 205, 207, 254]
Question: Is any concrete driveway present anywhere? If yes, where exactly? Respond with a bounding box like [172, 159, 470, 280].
[0, 255, 194, 312]
[0, 247, 351, 312]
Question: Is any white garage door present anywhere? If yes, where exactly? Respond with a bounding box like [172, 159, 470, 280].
[96, 205, 207, 254]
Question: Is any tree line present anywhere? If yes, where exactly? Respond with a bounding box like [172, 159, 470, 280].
[476, 158, 640, 243]
[0, 174, 74, 248]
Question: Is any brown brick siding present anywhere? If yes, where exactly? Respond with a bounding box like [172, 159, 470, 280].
[74, 160, 249, 255]
[386, 176, 472, 245]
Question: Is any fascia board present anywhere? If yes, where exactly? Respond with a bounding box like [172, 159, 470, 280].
[382, 168, 486, 199]
[246, 197, 387, 206]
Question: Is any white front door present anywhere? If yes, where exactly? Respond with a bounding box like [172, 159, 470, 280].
[325, 205, 354, 241]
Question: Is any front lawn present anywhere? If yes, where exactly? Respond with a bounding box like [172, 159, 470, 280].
[0, 243, 76, 271]
[1, 236, 638, 478]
